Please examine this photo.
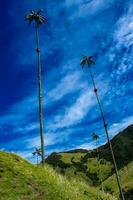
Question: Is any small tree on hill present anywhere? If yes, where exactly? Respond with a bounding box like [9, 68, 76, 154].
[33, 147, 42, 165]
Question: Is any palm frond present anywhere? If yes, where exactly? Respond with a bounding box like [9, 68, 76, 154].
[25, 10, 47, 25]
[92, 132, 99, 140]
[86, 55, 95, 67]
[33, 147, 42, 156]
[80, 55, 95, 68]
[80, 55, 88, 68]
[80, 59, 87, 68]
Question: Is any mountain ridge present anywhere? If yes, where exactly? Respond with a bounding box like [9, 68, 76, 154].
[46, 124, 133, 199]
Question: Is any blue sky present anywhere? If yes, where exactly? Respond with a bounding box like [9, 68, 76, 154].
[0, 0, 133, 162]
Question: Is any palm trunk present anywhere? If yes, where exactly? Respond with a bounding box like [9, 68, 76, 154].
[35, 23, 45, 165]
[88, 63, 124, 200]
[37, 154, 38, 165]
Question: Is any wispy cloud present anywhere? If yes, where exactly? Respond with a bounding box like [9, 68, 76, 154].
[109, 116, 133, 137]
[115, 4, 133, 48]
[66, 0, 116, 19]
[75, 141, 96, 150]
[54, 89, 95, 128]
[46, 71, 85, 102]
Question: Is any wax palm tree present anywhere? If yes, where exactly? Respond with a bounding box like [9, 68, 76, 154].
[25, 10, 47, 165]
[92, 132, 104, 192]
[92, 132, 99, 141]
[81, 55, 125, 200]
[33, 148, 42, 165]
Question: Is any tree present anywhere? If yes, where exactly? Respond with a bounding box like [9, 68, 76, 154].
[33, 147, 42, 165]
[92, 132, 99, 141]
[81, 55, 125, 200]
[25, 10, 47, 165]
[92, 132, 104, 192]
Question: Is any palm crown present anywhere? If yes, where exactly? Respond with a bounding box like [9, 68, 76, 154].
[33, 148, 42, 156]
[25, 10, 47, 25]
[92, 132, 99, 141]
[80, 55, 95, 68]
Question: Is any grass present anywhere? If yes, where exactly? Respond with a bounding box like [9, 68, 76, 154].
[86, 158, 113, 183]
[47, 151, 113, 186]
[48, 151, 133, 199]
[103, 161, 133, 198]
[0, 151, 116, 200]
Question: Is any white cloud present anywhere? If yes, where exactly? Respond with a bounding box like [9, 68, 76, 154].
[16, 123, 39, 133]
[46, 77, 109, 130]
[26, 132, 65, 149]
[0, 69, 87, 138]
[49, 89, 96, 129]
[47, 71, 85, 102]
[115, 5, 133, 48]
[74, 116, 133, 151]
[109, 115, 133, 137]
[106, 4, 133, 93]
[66, 0, 115, 19]
[75, 141, 96, 150]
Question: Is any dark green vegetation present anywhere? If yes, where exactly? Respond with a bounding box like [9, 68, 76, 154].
[0, 152, 116, 200]
[46, 124, 133, 199]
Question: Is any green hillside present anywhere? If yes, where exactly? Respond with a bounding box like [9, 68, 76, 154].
[103, 161, 133, 199]
[46, 125, 133, 199]
[0, 125, 132, 199]
[0, 151, 116, 200]
[98, 124, 133, 168]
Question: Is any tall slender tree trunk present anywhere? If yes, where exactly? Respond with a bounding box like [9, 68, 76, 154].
[88, 63, 125, 200]
[37, 154, 38, 165]
[35, 22, 45, 165]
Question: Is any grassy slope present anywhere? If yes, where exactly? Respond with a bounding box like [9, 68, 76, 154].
[103, 161, 133, 198]
[98, 124, 133, 168]
[46, 151, 113, 187]
[60, 152, 86, 164]
[0, 151, 116, 200]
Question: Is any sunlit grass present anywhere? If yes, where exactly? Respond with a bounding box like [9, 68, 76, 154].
[0, 151, 116, 200]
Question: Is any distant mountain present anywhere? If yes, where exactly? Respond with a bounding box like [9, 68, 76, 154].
[82, 124, 133, 168]
[46, 124, 133, 199]
[101, 124, 133, 166]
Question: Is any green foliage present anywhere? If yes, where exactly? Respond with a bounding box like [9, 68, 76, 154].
[47, 152, 113, 187]
[123, 186, 133, 200]
[103, 161, 133, 198]
[0, 151, 116, 200]
[46, 152, 71, 169]
[59, 152, 87, 164]
[86, 158, 113, 184]
[46, 125, 133, 199]
[98, 124, 133, 168]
